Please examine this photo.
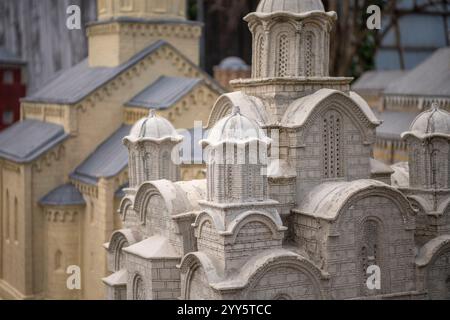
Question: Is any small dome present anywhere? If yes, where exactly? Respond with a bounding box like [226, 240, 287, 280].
[256, 0, 325, 14]
[201, 106, 271, 147]
[125, 110, 183, 143]
[217, 57, 250, 71]
[407, 103, 450, 137]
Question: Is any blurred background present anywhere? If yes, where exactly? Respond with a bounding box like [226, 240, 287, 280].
[0, 0, 449, 163]
[1, 0, 449, 92]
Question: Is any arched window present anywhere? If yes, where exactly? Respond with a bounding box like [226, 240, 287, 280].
[226, 165, 233, 201]
[55, 250, 63, 271]
[144, 152, 151, 180]
[133, 274, 146, 300]
[431, 149, 440, 188]
[276, 34, 289, 77]
[323, 110, 343, 179]
[5, 189, 9, 240]
[14, 197, 18, 242]
[413, 148, 421, 186]
[161, 151, 171, 179]
[304, 31, 314, 76]
[113, 236, 129, 271]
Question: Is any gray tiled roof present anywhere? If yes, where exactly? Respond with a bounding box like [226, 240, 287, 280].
[0, 120, 69, 163]
[126, 76, 203, 109]
[376, 111, 419, 140]
[39, 184, 85, 206]
[352, 70, 407, 92]
[0, 47, 26, 65]
[70, 126, 131, 185]
[384, 47, 450, 97]
[22, 41, 165, 104]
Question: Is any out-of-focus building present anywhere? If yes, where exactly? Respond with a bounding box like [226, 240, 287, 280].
[0, 47, 26, 131]
[213, 57, 251, 91]
[375, 0, 450, 70]
[0, 0, 222, 300]
[354, 47, 450, 164]
[352, 70, 406, 113]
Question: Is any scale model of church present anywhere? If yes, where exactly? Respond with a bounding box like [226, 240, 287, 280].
[104, 0, 450, 300]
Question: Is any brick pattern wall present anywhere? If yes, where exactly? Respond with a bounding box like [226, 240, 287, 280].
[293, 111, 372, 198]
[325, 196, 416, 299]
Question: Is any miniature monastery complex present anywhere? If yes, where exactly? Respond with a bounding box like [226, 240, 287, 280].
[106, 0, 450, 300]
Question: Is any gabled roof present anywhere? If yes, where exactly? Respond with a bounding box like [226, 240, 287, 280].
[0, 120, 69, 163]
[282, 89, 381, 128]
[39, 184, 85, 206]
[352, 70, 407, 93]
[23, 40, 224, 105]
[384, 47, 450, 98]
[125, 76, 203, 109]
[375, 111, 419, 140]
[70, 125, 131, 185]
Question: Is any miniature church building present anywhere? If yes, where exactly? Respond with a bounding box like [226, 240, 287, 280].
[108, 0, 450, 300]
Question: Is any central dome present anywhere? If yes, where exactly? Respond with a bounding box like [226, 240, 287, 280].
[256, 0, 325, 14]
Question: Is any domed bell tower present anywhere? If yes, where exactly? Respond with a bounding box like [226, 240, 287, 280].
[402, 103, 450, 190]
[123, 111, 183, 189]
[246, 0, 336, 79]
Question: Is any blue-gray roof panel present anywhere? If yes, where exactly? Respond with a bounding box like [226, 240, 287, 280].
[22, 41, 166, 104]
[376, 111, 419, 140]
[126, 76, 203, 109]
[0, 120, 69, 163]
[23, 40, 224, 105]
[40, 184, 85, 206]
[70, 126, 131, 185]
[384, 47, 450, 97]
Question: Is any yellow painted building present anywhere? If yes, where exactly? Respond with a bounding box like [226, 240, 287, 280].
[0, 0, 223, 300]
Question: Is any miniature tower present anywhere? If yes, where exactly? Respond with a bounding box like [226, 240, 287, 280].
[194, 107, 286, 272]
[230, 0, 341, 123]
[202, 106, 272, 204]
[247, 0, 335, 79]
[123, 110, 183, 189]
[402, 103, 450, 190]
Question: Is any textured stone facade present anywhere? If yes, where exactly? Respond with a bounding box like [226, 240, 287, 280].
[108, 0, 450, 300]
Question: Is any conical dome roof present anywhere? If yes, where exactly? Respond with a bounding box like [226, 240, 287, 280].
[256, 0, 325, 14]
